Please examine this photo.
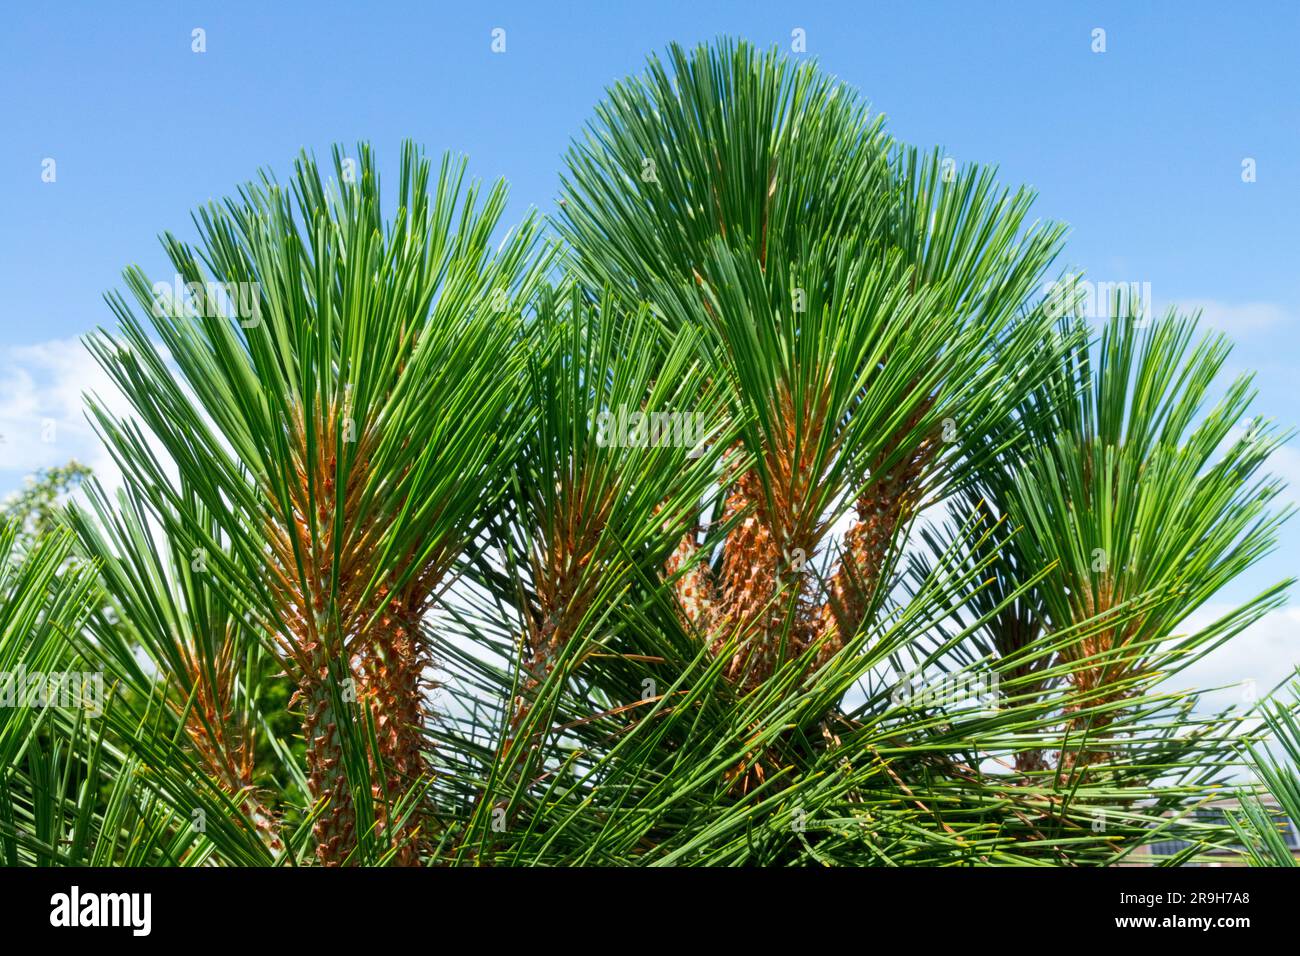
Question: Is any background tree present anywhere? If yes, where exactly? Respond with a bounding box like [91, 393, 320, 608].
[0, 460, 91, 553]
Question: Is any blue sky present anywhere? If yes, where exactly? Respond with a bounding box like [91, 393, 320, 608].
[1, 1, 1298, 700]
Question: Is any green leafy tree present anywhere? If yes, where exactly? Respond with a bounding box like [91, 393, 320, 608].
[0, 460, 92, 552]
[0, 38, 1290, 866]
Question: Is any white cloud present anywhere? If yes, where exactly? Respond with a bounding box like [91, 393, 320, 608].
[1167, 299, 1291, 335]
[1170, 605, 1300, 714]
[1264, 442, 1300, 505]
[0, 336, 196, 521]
[0, 337, 130, 497]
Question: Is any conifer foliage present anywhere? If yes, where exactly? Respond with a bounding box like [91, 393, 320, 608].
[0, 40, 1291, 866]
